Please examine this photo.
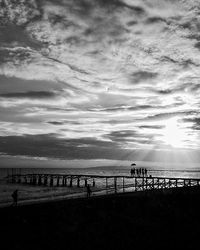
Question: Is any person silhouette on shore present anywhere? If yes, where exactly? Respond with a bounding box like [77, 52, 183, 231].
[87, 184, 91, 198]
[12, 189, 18, 206]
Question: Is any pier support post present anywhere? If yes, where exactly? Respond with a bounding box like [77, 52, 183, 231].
[114, 177, 117, 193]
[57, 176, 60, 187]
[85, 179, 88, 187]
[106, 178, 108, 192]
[50, 176, 53, 187]
[123, 177, 125, 192]
[12, 176, 16, 184]
[70, 177, 73, 187]
[145, 178, 148, 190]
[44, 176, 48, 186]
[93, 179, 95, 187]
[135, 178, 137, 191]
[168, 179, 171, 188]
[142, 177, 145, 190]
[17, 175, 21, 184]
[33, 175, 36, 185]
[77, 178, 80, 187]
[152, 178, 154, 189]
[62, 177, 65, 187]
[38, 175, 42, 186]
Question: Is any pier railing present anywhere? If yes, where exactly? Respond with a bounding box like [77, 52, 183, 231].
[6, 174, 200, 194]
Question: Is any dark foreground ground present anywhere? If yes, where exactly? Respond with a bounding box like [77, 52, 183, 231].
[1, 187, 200, 250]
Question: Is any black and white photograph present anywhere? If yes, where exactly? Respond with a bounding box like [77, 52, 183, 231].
[1, 0, 200, 249]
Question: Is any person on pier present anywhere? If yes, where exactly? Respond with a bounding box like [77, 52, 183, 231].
[130, 168, 134, 176]
[131, 163, 136, 176]
[87, 184, 92, 198]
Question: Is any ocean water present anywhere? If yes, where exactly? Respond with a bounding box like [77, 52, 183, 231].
[1, 167, 200, 179]
[1, 167, 200, 206]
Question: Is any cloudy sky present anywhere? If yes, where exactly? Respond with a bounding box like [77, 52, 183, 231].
[1, 0, 200, 168]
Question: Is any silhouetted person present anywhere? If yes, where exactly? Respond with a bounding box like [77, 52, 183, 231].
[12, 189, 18, 206]
[145, 168, 147, 176]
[87, 184, 91, 198]
[130, 168, 134, 176]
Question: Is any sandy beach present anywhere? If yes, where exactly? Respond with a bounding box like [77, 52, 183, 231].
[1, 186, 200, 250]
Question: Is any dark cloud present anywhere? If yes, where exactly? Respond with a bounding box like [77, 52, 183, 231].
[139, 125, 164, 130]
[47, 121, 64, 125]
[182, 117, 200, 130]
[157, 89, 173, 95]
[160, 56, 199, 67]
[106, 130, 153, 143]
[126, 20, 137, 26]
[0, 134, 131, 160]
[89, 104, 154, 112]
[145, 16, 166, 24]
[0, 75, 63, 93]
[47, 120, 81, 125]
[130, 71, 158, 84]
[194, 42, 200, 50]
[147, 111, 198, 121]
[0, 25, 42, 49]
[0, 91, 57, 99]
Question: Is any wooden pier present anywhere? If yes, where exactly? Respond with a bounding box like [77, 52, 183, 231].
[6, 173, 200, 194]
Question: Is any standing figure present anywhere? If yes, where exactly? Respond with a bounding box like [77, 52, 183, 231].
[87, 184, 92, 198]
[12, 189, 18, 206]
[130, 168, 134, 176]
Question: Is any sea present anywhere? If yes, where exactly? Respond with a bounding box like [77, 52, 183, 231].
[1, 166, 200, 206]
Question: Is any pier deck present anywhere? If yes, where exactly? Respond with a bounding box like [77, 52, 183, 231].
[7, 173, 200, 194]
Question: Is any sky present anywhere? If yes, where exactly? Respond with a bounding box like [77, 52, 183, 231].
[1, 0, 200, 168]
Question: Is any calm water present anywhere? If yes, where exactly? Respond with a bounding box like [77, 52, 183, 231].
[1, 167, 200, 180]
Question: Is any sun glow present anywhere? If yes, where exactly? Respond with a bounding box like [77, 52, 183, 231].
[162, 117, 187, 148]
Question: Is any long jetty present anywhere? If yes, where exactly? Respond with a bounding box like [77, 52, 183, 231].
[6, 173, 200, 194]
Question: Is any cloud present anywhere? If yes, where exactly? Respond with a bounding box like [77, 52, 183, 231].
[0, 91, 57, 99]
[1, 0, 200, 162]
[130, 71, 158, 84]
[0, 133, 130, 160]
